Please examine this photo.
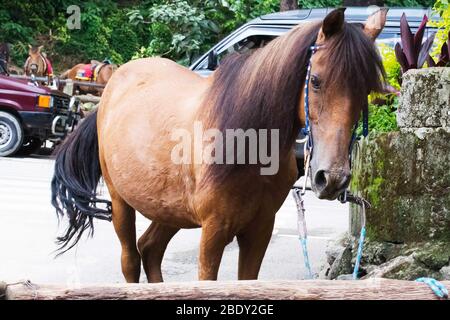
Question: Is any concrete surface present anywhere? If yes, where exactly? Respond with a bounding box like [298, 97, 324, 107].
[0, 156, 348, 284]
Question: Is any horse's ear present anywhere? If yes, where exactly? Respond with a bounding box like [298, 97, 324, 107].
[38, 45, 44, 52]
[363, 8, 389, 41]
[318, 8, 346, 42]
[28, 44, 32, 49]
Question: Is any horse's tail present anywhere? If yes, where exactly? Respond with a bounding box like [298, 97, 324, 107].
[51, 110, 112, 254]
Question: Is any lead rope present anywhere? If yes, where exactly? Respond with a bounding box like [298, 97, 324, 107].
[294, 42, 448, 299]
[294, 43, 370, 280]
[292, 187, 313, 279]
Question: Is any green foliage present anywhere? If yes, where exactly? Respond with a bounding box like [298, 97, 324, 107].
[369, 103, 399, 133]
[385, 0, 434, 6]
[365, 43, 402, 135]
[430, 0, 450, 59]
[357, 102, 399, 136]
[299, 0, 341, 7]
[129, 0, 221, 64]
[0, 0, 441, 71]
[379, 43, 401, 89]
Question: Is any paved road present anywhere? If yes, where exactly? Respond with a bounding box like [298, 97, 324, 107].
[0, 156, 348, 284]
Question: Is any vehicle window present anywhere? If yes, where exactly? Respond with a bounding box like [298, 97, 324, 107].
[192, 26, 291, 72]
[218, 35, 276, 62]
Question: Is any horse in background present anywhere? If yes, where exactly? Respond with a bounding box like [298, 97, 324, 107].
[0, 43, 10, 75]
[59, 60, 117, 96]
[24, 45, 54, 78]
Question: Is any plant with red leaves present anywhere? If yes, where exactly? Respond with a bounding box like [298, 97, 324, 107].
[427, 31, 450, 67]
[395, 13, 436, 74]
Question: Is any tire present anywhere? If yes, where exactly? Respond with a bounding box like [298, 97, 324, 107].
[17, 137, 43, 156]
[0, 111, 24, 157]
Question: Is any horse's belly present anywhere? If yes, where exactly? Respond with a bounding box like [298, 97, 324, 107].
[102, 137, 200, 228]
[98, 57, 209, 228]
[131, 197, 200, 229]
[99, 109, 199, 228]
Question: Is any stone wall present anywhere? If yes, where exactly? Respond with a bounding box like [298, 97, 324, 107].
[321, 68, 450, 281]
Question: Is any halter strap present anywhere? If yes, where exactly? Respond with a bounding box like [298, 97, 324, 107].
[302, 44, 370, 151]
[302, 45, 321, 151]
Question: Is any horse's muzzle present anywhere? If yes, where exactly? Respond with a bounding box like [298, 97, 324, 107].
[313, 169, 351, 200]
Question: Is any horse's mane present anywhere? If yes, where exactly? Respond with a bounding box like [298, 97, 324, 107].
[200, 21, 385, 183]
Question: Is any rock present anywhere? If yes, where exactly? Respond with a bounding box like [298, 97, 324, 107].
[318, 266, 330, 280]
[325, 245, 344, 266]
[81, 102, 98, 112]
[413, 242, 450, 270]
[362, 255, 440, 280]
[398, 68, 450, 129]
[324, 233, 351, 266]
[328, 245, 353, 280]
[440, 266, 450, 280]
[336, 274, 354, 280]
[413, 127, 434, 140]
[357, 241, 406, 266]
[347, 69, 450, 280]
[349, 130, 450, 243]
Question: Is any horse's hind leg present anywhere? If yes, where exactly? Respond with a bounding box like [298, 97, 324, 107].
[236, 215, 275, 280]
[137, 222, 179, 283]
[110, 192, 141, 283]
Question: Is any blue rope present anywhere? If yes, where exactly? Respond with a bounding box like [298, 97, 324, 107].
[352, 226, 366, 280]
[298, 44, 371, 281]
[293, 188, 314, 279]
[416, 277, 449, 299]
[300, 238, 314, 279]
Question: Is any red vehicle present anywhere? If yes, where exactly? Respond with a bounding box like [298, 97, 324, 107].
[0, 74, 80, 156]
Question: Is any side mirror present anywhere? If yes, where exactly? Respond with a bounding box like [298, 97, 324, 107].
[207, 50, 218, 70]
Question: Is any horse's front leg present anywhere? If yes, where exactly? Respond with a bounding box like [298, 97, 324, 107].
[198, 219, 234, 280]
[237, 214, 276, 280]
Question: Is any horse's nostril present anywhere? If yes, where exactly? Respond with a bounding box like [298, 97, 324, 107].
[314, 170, 328, 189]
[340, 173, 351, 189]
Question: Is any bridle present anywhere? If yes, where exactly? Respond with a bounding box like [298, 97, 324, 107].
[293, 43, 371, 280]
[300, 43, 369, 197]
[24, 54, 48, 76]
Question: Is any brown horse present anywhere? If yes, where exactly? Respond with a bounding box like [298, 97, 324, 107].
[0, 43, 10, 74]
[24, 45, 53, 77]
[52, 8, 387, 283]
[60, 61, 116, 96]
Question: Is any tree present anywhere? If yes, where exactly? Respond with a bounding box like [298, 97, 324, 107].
[280, 0, 299, 11]
[343, 0, 384, 5]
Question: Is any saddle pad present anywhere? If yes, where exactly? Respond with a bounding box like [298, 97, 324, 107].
[75, 64, 94, 81]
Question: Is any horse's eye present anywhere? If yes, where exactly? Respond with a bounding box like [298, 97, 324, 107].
[311, 75, 321, 90]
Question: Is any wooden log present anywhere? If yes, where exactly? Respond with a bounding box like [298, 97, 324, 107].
[4, 279, 449, 300]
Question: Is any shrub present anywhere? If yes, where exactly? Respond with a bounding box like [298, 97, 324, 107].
[395, 13, 436, 74]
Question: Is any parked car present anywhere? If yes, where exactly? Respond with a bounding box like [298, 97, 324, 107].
[190, 6, 436, 176]
[0, 75, 81, 157]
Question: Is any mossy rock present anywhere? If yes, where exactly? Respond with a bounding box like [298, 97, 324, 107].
[358, 241, 406, 266]
[362, 255, 441, 281]
[413, 242, 450, 270]
[350, 130, 450, 243]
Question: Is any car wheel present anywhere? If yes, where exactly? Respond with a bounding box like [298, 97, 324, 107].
[0, 111, 24, 157]
[17, 137, 43, 156]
